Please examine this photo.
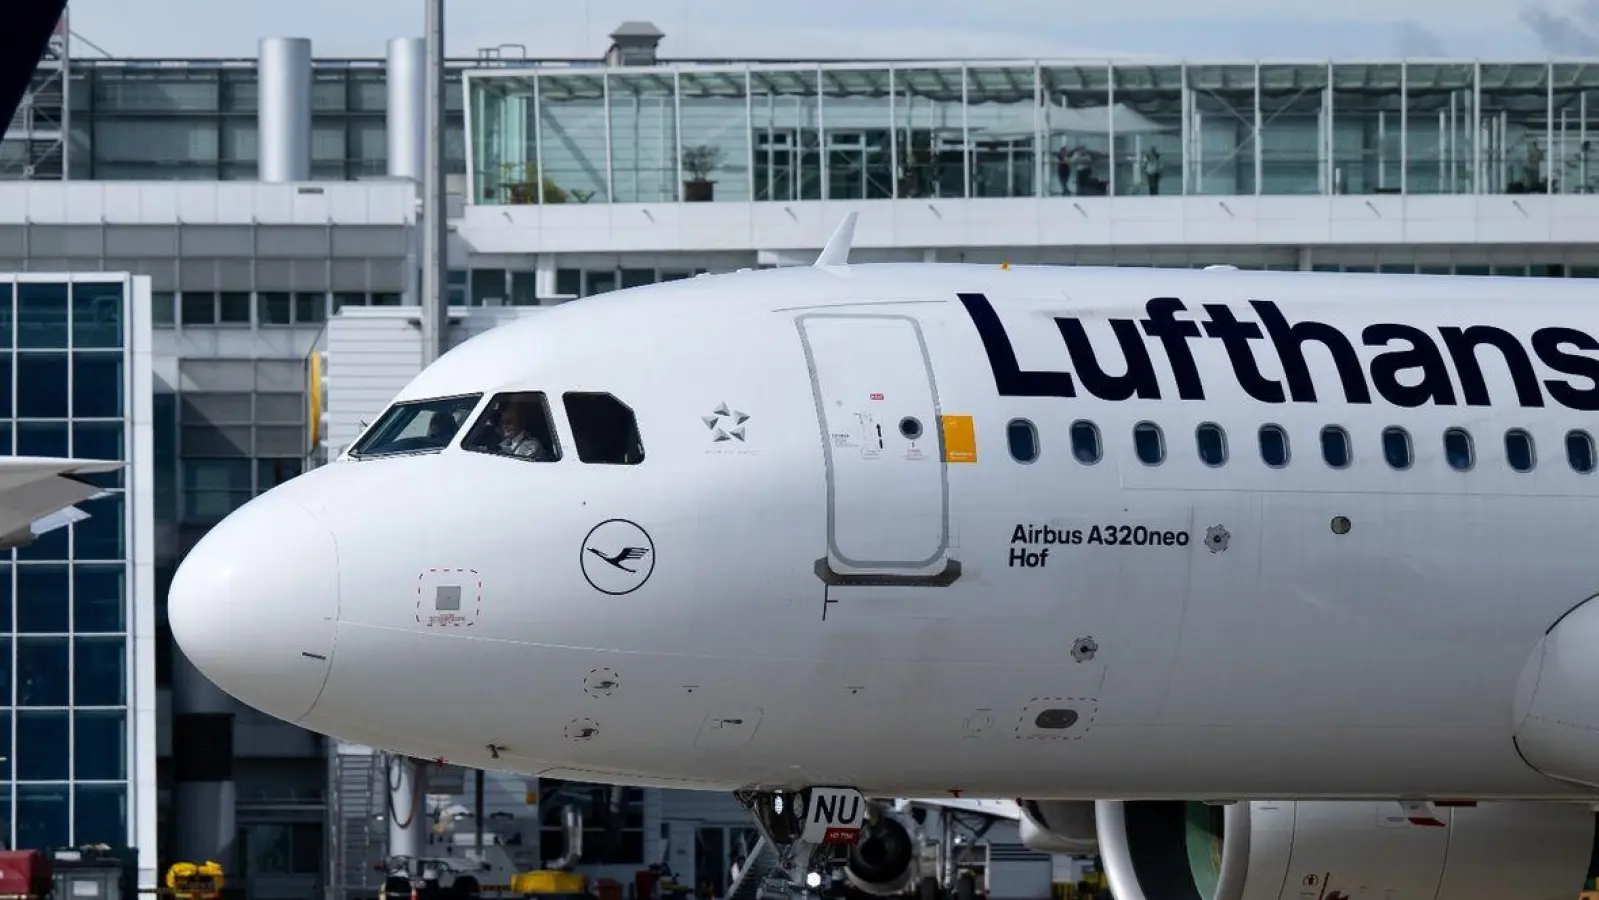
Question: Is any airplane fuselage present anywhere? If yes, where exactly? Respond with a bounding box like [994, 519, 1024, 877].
[172, 262, 1599, 801]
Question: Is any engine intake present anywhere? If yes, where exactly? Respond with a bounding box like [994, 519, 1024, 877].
[844, 809, 918, 896]
[1093, 799, 1598, 900]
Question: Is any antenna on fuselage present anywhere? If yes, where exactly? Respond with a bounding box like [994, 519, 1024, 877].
[813, 212, 859, 267]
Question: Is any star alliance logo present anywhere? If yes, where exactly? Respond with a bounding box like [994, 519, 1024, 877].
[702, 402, 750, 443]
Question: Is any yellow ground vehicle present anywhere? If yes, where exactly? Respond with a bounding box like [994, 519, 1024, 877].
[165, 862, 224, 900]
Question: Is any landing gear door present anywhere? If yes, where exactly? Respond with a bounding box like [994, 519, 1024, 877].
[797, 313, 959, 586]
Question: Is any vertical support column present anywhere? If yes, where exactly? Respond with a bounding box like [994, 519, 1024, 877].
[258, 37, 312, 183]
[387, 756, 430, 863]
[172, 652, 237, 874]
[420, 0, 448, 366]
[386, 37, 425, 181]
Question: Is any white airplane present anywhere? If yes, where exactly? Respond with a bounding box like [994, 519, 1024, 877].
[168, 216, 1599, 899]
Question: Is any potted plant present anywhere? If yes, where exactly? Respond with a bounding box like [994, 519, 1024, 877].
[681, 144, 723, 202]
[498, 161, 567, 204]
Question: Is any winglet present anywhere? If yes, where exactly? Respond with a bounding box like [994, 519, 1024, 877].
[813, 212, 859, 267]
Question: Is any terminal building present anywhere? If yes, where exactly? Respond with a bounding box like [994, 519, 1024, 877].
[6, 16, 1599, 900]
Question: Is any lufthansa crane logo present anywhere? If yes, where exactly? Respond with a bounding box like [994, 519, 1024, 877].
[580, 518, 656, 595]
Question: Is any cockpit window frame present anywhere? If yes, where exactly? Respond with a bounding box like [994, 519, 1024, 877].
[561, 391, 646, 465]
[346, 392, 484, 460]
[461, 391, 564, 463]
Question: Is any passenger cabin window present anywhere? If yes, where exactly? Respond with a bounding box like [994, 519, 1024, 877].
[462, 392, 561, 461]
[1381, 426, 1412, 470]
[1258, 425, 1289, 468]
[1505, 429, 1535, 473]
[1070, 420, 1101, 464]
[562, 392, 644, 464]
[1568, 430, 1596, 474]
[347, 393, 482, 459]
[1133, 422, 1165, 466]
[1444, 427, 1474, 471]
[1320, 426, 1351, 469]
[1195, 423, 1227, 467]
[1007, 419, 1039, 463]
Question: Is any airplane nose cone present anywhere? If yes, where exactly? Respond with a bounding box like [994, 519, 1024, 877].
[168, 495, 338, 724]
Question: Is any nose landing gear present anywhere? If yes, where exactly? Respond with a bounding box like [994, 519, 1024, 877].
[733, 786, 869, 882]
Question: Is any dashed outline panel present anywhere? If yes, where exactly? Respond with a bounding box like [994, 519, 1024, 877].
[415, 567, 483, 628]
[1015, 696, 1099, 740]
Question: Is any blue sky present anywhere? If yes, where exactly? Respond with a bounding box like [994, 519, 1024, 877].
[60, 0, 1597, 59]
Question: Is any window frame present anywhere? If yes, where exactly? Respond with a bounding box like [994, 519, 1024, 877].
[346, 392, 484, 460]
[1381, 426, 1413, 470]
[461, 391, 564, 463]
[1069, 419, 1101, 465]
[1195, 422, 1227, 467]
[1320, 425, 1352, 469]
[560, 391, 645, 465]
[1443, 427, 1474, 472]
[1504, 428, 1536, 473]
[1258, 423, 1290, 468]
[1132, 421, 1165, 466]
[1566, 429, 1596, 474]
[1007, 418, 1040, 464]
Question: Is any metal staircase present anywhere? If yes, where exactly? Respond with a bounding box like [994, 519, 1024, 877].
[726, 837, 782, 900]
[328, 743, 387, 900]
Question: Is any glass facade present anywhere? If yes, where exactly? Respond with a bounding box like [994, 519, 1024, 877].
[0, 275, 134, 850]
[467, 61, 1599, 204]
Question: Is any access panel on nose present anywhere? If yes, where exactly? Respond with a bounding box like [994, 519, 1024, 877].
[798, 313, 959, 586]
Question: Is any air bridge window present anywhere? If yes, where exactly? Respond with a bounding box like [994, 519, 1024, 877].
[462, 392, 561, 462]
[1007, 419, 1040, 463]
[347, 394, 482, 459]
[1069, 420, 1101, 464]
[1505, 429, 1535, 473]
[1320, 426, 1351, 469]
[1444, 428, 1474, 471]
[1381, 426, 1413, 470]
[1567, 430, 1596, 474]
[562, 392, 644, 464]
[1195, 423, 1227, 467]
[1132, 422, 1164, 466]
[1258, 425, 1289, 468]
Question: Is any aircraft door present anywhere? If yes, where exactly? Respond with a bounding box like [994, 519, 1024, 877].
[797, 313, 959, 585]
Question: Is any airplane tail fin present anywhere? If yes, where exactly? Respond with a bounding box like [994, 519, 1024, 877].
[813, 212, 859, 267]
[0, 0, 68, 141]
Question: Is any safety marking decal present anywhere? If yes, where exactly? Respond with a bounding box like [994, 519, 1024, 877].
[415, 568, 483, 628]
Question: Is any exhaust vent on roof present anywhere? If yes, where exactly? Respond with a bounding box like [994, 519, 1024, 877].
[605, 21, 664, 66]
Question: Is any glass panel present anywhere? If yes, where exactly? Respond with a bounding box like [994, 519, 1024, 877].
[73, 422, 125, 488]
[1110, 65, 1183, 196]
[72, 352, 123, 418]
[0, 283, 13, 348]
[151, 291, 174, 327]
[562, 392, 643, 465]
[16, 282, 68, 349]
[1550, 64, 1599, 195]
[463, 392, 561, 462]
[17, 421, 66, 457]
[1320, 425, 1351, 468]
[218, 292, 252, 323]
[1480, 64, 1550, 194]
[16, 566, 68, 634]
[748, 68, 818, 202]
[17, 716, 68, 776]
[74, 784, 126, 846]
[607, 72, 677, 204]
[294, 293, 325, 324]
[823, 69, 893, 200]
[1069, 420, 1101, 464]
[1259, 65, 1326, 195]
[74, 565, 126, 634]
[1006, 419, 1039, 463]
[677, 70, 752, 203]
[1381, 426, 1412, 469]
[1189, 65, 1257, 195]
[16, 784, 67, 849]
[1444, 427, 1474, 470]
[71, 282, 124, 349]
[74, 493, 124, 561]
[74, 711, 126, 780]
[256, 457, 303, 491]
[347, 394, 483, 459]
[16, 638, 67, 707]
[1505, 428, 1536, 472]
[1405, 64, 1476, 194]
[1133, 422, 1164, 465]
[965, 66, 1035, 198]
[0, 352, 11, 418]
[537, 73, 606, 204]
[179, 291, 215, 326]
[258, 292, 292, 325]
[74, 637, 125, 706]
[16, 353, 67, 418]
[1568, 429, 1596, 473]
[1331, 65, 1404, 195]
[1043, 65, 1109, 196]
[1195, 423, 1227, 466]
[885, 68, 962, 199]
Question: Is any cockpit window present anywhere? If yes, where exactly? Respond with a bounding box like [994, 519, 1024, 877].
[562, 392, 644, 465]
[462, 392, 562, 462]
[347, 394, 482, 459]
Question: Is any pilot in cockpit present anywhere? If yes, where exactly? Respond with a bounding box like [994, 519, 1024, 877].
[426, 410, 457, 445]
[494, 399, 547, 460]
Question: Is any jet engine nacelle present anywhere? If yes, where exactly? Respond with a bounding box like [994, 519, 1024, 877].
[1018, 800, 1099, 856]
[843, 806, 919, 896]
[1094, 799, 1597, 900]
